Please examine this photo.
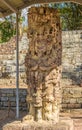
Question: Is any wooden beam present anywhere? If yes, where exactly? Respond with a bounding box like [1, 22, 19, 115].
[0, 0, 18, 13]
[0, 12, 4, 17]
[73, 0, 82, 5]
[0, 10, 13, 17]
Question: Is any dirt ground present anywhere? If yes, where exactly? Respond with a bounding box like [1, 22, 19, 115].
[0, 110, 27, 130]
[1, 110, 82, 130]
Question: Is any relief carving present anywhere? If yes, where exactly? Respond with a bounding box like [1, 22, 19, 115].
[25, 7, 62, 123]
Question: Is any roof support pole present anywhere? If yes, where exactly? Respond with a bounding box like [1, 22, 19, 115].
[16, 13, 19, 119]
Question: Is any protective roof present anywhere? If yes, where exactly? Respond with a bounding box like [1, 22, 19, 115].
[0, 0, 82, 18]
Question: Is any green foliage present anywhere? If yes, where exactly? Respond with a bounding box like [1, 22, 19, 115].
[0, 3, 82, 43]
[0, 21, 16, 43]
[50, 2, 82, 30]
[0, 13, 25, 43]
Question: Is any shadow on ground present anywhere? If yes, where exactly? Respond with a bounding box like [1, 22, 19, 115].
[0, 110, 27, 130]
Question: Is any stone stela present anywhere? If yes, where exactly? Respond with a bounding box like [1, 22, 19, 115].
[25, 6, 62, 122]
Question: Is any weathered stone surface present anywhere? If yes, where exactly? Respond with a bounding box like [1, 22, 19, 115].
[62, 87, 82, 110]
[74, 119, 82, 130]
[3, 117, 73, 130]
[25, 7, 62, 122]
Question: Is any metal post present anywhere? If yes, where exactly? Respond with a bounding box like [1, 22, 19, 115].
[16, 13, 19, 119]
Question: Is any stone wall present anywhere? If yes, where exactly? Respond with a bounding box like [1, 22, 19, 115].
[62, 30, 82, 111]
[0, 34, 28, 88]
[62, 87, 82, 111]
[62, 30, 82, 86]
[0, 88, 27, 111]
[0, 30, 82, 111]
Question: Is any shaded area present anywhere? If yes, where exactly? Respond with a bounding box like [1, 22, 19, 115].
[62, 65, 82, 85]
[0, 88, 28, 111]
[0, 110, 27, 130]
[0, 88, 28, 129]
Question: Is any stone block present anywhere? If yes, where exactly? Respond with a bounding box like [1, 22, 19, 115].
[68, 103, 81, 109]
[3, 118, 74, 130]
[1, 97, 8, 101]
[62, 99, 70, 103]
[9, 97, 16, 102]
[3, 102, 8, 107]
[11, 102, 16, 107]
[77, 98, 82, 103]
[62, 104, 68, 108]
[70, 99, 77, 104]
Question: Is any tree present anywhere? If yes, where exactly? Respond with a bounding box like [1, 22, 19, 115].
[50, 2, 82, 30]
[0, 20, 16, 43]
[0, 12, 25, 43]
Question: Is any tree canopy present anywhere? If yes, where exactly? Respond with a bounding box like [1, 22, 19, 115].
[0, 2, 82, 43]
[51, 2, 82, 30]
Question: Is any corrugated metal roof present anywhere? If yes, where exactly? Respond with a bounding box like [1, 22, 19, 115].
[0, 0, 82, 18]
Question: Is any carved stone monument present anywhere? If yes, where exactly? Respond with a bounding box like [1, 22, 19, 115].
[3, 7, 74, 130]
[25, 6, 62, 123]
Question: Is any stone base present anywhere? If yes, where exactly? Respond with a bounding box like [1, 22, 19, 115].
[3, 117, 74, 130]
